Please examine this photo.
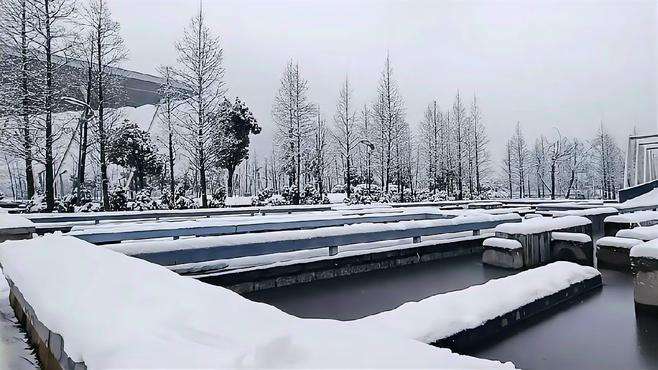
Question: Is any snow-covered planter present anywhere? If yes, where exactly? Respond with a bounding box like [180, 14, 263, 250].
[604, 211, 658, 237]
[494, 216, 592, 268]
[550, 232, 593, 266]
[596, 236, 643, 271]
[630, 239, 658, 312]
[482, 237, 523, 269]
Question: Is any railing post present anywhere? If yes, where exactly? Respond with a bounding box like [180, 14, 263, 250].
[413, 236, 421, 243]
[473, 229, 481, 236]
[328, 246, 338, 256]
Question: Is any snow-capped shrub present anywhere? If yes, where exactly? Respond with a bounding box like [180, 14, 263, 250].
[280, 186, 298, 205]
[57, 193, 77, 213]
[208, 187, 226, 208]
[331, 184, 346, 193]
[131, 189, 158, 211]
[256, 188, 275, 204]
[159, 190, 174, 210]
[265, 194, 287, 206]
[25, 194, 47, 213]
[74, 202, 101, 213]
[109, 187, 128, 211]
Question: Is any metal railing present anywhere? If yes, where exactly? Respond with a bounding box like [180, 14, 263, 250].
[110, 214, 522, 266]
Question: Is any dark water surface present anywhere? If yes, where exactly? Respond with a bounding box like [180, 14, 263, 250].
[246, 255, 658, 370]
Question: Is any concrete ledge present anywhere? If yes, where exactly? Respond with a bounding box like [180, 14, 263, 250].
[432, 275, 602, 351]
[598, 245, 632, 271]
[198, 236, 486, 293]
[6, 279, 86, 370]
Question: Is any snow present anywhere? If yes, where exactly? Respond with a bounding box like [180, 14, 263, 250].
[326, 192, 347, 204]
[495, 215, 590, 235]
[354, 261, 600, 344]
[630, 239, 658, 260]
[604, 211, 658, 224]
[616, 225, 658, 241]
[109, 213, 521, 257]
[0, 236, 516, 369]
[174, 232, 486, 274]
[549, 207, 618, 217]
[0, 268, 39, 370]
[551, 232, 592, 243]
[482, 237, 522, 250]
[0, 214, 34, 230]
[596, 236, 643, 249]
[617, 188, 658, 210]
[225, 196, 255, 207]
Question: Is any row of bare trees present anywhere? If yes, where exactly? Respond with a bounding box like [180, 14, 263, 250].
[502, 123, 624, 199]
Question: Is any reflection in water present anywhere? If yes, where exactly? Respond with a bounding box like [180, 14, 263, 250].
[246, 256, 658, 370]
[636, 309, 658, 368]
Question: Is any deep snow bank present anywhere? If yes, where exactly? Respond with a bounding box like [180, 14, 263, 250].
[0, 236, 515, 369]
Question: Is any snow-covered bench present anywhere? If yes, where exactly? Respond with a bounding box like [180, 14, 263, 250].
[550, 232, 593, 266]
[494, 216, 592, 268]
[0, 215, 35, 243]
[630, 240, 658, 312]
[616, 224, 658, 241]
[604, 211, 658, 237]
[596, 236, 643, 271]
[547, 207, 618, 239]
[482, 237, 523, 269]
[0, 236, 517, 370]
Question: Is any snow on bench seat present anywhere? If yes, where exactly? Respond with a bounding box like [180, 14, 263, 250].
[0, 236, 515, 369]
[483, 237, 522, 249]
[549, 207, 618, 217]
[605, 211, 658, 224]
[551, 232, 592, 243]
[616, 224, 658, 241]
[0, 215, 35, 242]
[597, 237, 643, 249]
[630, 239, 658, 260]
[495, 215, 591, 235]
[355, 261, 600, 345]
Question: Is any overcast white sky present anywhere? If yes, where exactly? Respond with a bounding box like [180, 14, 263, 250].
[111, 0, 657, 162]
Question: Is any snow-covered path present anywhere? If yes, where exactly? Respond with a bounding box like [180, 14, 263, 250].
[0, 269, 39, 370]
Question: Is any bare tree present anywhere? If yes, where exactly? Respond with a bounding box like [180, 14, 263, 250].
[420, 100, 441, 193]
[509, 122, 528, 198]
[311, 112, 328, 196]
[470, 94, 488, 195]
[156, 65, 183, 203]
[332, 76, 359, 197]
[372, 53, 405, 193]
[452, 91, 467, 199]
[26, 0, 77, 210]
[502, 139, 513, 198]
[272, 60, 315, 204]
[81, 0, 127, 209]
[0, 0, 38, 198]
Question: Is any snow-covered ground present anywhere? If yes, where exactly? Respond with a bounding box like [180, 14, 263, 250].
[0, 269, 39, 370]
[0, 237, 516, 369]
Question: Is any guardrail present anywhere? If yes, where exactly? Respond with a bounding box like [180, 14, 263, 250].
[21, 204, 333, 225]
[71, 212, 453, 245]
[109, 214, 522, 266]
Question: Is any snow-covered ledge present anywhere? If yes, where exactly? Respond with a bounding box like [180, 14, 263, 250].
[0, 236, 516, 369]
[355, 261, 601, 350]
[0, 215, 35, 243]
[630, 240, 658, 312]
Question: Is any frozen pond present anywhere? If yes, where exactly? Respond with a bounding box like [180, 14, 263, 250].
[247, 255, 658, 370]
